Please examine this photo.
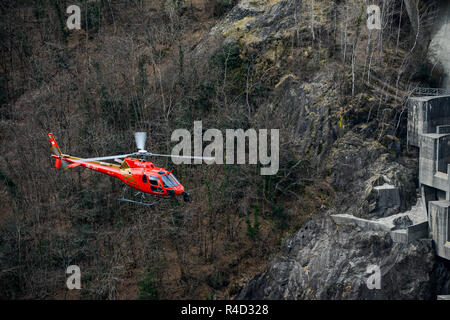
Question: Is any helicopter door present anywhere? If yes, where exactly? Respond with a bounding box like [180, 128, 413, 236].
[149, 176, 163, 193]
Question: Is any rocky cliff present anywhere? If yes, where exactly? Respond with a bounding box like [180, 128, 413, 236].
[237, 213, 450, 299]
[237, 124, 450, 299]
[225, 0, 450, 300]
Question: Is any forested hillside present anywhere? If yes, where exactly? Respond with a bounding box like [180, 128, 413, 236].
[0, 0, 446, 299]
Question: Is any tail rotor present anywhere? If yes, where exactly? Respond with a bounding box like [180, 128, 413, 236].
[48, 133, 68, 169]
[48, 133, 62, 157]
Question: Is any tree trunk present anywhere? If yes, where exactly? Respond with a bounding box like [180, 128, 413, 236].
[404, 0, 419, 35]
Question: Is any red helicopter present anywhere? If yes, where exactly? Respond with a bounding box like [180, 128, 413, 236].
[48, 132, 213, 206]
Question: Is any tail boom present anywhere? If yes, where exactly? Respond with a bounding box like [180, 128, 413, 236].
[48, 133, 122, 179]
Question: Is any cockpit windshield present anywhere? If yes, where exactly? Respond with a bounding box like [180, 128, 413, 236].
[161, 173, 179, 188]
[170, 173, 180, 185]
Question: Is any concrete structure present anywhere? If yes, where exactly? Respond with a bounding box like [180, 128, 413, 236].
[331, 214, 392, 232]
[407, 95, 450, 260]
[331, 202, 428, 244]
[429, 201, 450, 259]
[374, 183, 400, 212]
[407, 95, 450, 147]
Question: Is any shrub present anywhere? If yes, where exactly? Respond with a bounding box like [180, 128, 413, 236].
[138, 272, 159, 300]
[246, 206, 260, 240]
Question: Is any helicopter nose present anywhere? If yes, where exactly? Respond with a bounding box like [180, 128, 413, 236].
[175, 184, 184, 195]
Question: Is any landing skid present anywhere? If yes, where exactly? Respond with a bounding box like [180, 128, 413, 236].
[118, 187, 161, 207]
[118, 197, 160, 206]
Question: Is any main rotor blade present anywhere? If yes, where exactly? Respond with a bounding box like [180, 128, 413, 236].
[135, 132, 147, 151]
[73, 154, 135, 162]
[150, 153, 215, 161]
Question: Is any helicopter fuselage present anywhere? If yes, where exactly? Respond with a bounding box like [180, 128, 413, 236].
[51, 154, 185, 198]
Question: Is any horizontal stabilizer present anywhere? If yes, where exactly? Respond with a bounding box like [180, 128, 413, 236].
[68, 162, 82, 168]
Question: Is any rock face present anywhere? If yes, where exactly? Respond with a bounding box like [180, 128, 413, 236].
[237, 212, 450, 299]
[212, 0, 302, 47]
[237, 132, 450, 299]
[217, 0, 450, 299]
[392, 215, 413, 230]
[236, 101, 449, 299]
[254, 71, 340, 169]
[326, 131, 418, 219]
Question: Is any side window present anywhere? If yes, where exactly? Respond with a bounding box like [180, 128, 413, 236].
[149, 176, 163, 193]
[151, 186, 163, 193]
[142, 174, 147, 183]
[149, 176, 159, 186]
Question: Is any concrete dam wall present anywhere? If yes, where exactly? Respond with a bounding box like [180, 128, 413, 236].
[408, 95, 450, 260]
